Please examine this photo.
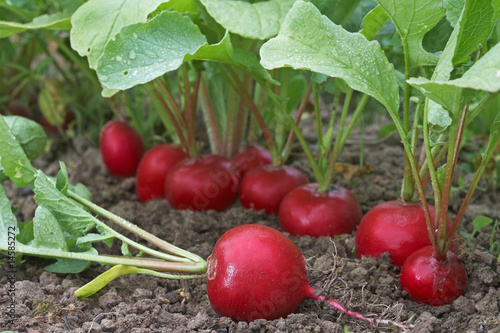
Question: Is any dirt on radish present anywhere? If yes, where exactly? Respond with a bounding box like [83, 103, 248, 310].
[0, 129, 499, 332]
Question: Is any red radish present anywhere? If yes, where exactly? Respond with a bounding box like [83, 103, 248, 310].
[136, 144, 187, 202]
[232, 145, 272, 177]
[99, 120, 144, 177]
[279, 184, 362, 237]
[207, 224, 411, 329]
[400, 245, 467, 306]
[355, 200, 457, 266]
[240, 165, 308, 215]
[164, 154, 239, 212]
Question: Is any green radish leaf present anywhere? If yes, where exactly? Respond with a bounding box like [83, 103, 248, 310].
[310, 0, 341, 22]
[360, 5, 389, 41]
[409, 41, 500, 110]
[56, 162, 69, 195]
[260, 1, 400, 115]
[32, 206, 67, 251]
[485, 112, 500, 156]
[0, 12, 71, 38]
[495, 0, 500, 21]
[16, 221, 34, 245]
[199, 0, 297, 39]
[76, 225, 114, 248]
[471, 216, 494, 238]
[44, 249, 95, 274]
[0, 184, 18, 248]
[97, 14, 276, 90]
[96, 11, 207, 90]
[424, 11, 461, 127]
[0, 115, 36, 187]
[452, 0, 495, 66]
[121, 242, 132, 257]
[33, 171, 95, 237]
[185, 31, 276, 85]
[375, 0, 446, 68]
[443, 0, 465, 27]
[70, 0, 166, 69]
[150, 0, 197, 16]
[2, 116, 47, 161]
[428, 103, 452, 128]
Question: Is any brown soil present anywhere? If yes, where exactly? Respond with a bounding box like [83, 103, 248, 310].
[1, 131, 499, 333]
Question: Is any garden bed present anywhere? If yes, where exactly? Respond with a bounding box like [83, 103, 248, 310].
[1, 132, 499, 333]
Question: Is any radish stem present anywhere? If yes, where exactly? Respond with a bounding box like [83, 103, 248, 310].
[306, 286, 414, 330]
[199, 75, 223, 155]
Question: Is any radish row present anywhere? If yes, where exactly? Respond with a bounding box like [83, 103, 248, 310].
[99, 119, 467, 326]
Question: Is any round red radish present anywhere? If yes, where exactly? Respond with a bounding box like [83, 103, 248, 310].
[99, 120, 144, 177]
[355, 200, 457, 266]
[232, 145, 272, 177]
[400, 245, 467, 306]
[165, 154, 239, 212]
[136, 144, 187, 202]
[279, 184, 362, 237]
[206, 224, 413, 329]
[206, 224, 310, 322]
[240, 165, 308, 215]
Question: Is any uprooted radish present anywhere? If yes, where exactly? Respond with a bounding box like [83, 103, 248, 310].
[206, 224, 412, 329]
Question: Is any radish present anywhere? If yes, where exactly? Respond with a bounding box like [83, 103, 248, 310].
[99, 120, 144, 177]
[355, 200, 458, 266]
[279, 184, 362, 237]
[164, 154, 239, 211]
[232, 145, 272, 177]
[400, 245, 467, 305]
[136, 144, 187, 202]
[207, 224, 411, 329]
[239, 165, 308, 215]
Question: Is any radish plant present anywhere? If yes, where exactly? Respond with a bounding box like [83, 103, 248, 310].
[259, 0, 500, 305]
[0, 114, 207, 294]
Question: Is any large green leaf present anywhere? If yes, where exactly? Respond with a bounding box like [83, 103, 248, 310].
[409, 41, 500, 110]
[375, 0, 446, 68]
[0, 12, 71, 38]
[452, 0, 495, 66]
[199, 0, 296, 39]
[70, 0, 166, 69]
[97, 13, 276, 90]
[0, 115, 36, 187]
[96, 10, 206, 90]
[260, 1, 399, 114]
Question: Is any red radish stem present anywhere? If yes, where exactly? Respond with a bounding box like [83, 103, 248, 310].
[308, 290, 411, 330]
